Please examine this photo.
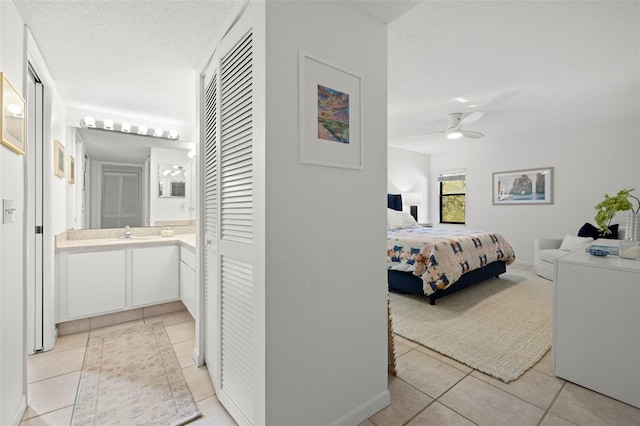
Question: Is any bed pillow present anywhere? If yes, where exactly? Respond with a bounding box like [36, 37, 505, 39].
[559, 234, 593, 251]
[387, 208, 419, 230]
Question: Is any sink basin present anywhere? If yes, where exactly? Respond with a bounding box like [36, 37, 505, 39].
[116, 236, 153, 241]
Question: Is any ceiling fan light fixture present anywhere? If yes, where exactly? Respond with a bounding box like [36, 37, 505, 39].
[446, 131, 463, 140]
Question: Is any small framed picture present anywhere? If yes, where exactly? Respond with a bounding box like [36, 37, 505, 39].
[54, 140, 65, 178]
[1, 73, 26, 155]
[69, 155, 75, 184]
[492, 167, 553, 205]
[299, 52, 363, 170]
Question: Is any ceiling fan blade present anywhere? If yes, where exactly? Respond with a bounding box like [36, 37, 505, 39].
[461, 111, 484, 125]
[462, 131, 484, 139]
[409, 130, 445, 138]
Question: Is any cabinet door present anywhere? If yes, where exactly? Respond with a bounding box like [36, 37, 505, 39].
[132, 246, 179, 306]
[180, 260, 196, 318]
[67, 250, 126, 318]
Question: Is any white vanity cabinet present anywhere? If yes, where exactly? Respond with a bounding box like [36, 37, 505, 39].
[62, 250, 127, 319]
[132, 246, 180, 306]
[180, 246, 196, 318]
[57, 242, 184, 322]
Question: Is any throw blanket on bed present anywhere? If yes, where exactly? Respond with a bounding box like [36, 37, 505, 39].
[387, 227, 516, 296]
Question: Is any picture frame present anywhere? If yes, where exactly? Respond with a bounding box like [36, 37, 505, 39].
[54, 140, 65, 178]
[492, 167, 553, 205]
[68, 155, 75, 184]
[1, 73, 26, 155]
[299, 51, 363, 170]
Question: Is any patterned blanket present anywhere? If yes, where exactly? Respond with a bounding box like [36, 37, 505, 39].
[387, 227, 516, 296]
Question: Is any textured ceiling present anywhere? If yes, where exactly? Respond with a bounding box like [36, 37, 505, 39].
[388, 1, 640, 154]
[13, 1, 639, 159]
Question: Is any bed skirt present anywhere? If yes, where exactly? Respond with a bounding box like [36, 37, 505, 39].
[388, 261, 507, 305]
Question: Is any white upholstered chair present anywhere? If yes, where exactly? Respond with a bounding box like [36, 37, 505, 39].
[534, 235, 594, 280]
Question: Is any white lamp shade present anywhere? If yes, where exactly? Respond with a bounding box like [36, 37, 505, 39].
[404, 192, 423, 206]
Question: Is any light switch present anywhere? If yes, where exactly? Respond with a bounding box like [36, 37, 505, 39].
[3, 199, 16, 224]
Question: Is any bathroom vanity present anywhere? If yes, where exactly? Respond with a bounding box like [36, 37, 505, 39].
[56, 232, 196, 322]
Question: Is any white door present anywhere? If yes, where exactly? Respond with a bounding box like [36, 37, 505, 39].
[26, 64, 45, 353]
[203, 26, 256, 425]
[101, 171, 141, 228]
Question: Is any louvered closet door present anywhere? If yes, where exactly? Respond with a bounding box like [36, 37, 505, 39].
[203, 29, 255, 425]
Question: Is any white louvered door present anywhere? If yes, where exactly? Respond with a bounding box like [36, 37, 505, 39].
[203, 27, 255, 426]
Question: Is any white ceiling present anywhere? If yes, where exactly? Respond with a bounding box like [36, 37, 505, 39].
[13, 1, 640, 160]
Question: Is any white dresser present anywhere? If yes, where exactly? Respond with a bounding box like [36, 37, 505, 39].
[554, 239, 640, 408]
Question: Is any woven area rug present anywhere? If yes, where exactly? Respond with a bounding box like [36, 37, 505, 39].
[389, 268, 552, 383]
[72, 322, 201, 426]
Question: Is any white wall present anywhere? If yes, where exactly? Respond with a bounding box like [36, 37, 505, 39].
[264, 2, 389, 424]
[149, 147, 192, 225]
[0, 3, 27, 424]
[429, 122, 639, 264]
[388, 146, 430, 223]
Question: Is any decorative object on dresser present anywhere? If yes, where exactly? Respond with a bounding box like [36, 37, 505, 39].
[390, 267, 552, 383]
[594, 188, 639, 239]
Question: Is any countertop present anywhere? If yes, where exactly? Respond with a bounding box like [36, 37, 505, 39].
[56, 233, 196, 252]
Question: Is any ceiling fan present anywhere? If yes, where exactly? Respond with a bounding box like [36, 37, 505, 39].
[415, 111, 485, 140]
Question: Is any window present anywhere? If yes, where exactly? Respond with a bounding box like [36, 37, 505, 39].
[439, 173, 466, 224]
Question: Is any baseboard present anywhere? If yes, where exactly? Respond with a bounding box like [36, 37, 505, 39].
[10, 395, 27, 426]
[512, 259, 533, 268]
[330, 388, 390, 426]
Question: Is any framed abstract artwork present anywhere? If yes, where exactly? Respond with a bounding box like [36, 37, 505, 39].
[492, 167, 554, 205]
[298, 51, 362, 169]
[1, 73, 26, 155]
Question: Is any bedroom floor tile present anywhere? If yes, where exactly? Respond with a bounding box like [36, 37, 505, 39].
[182, 364, 216, 402]
[549, 382, 640, 426]
[23, 371, 81, 420]
[27, 346, 86, 383]
[396, 350, 467, 399]
[406, 401, 475, 426]
[146, 309, 194, 327]
[532, 349, 555, 377]
[165, 319, 196, 344]
[173, 339, 197, 368]
[191, 396, 237, 425]
[48, 331, 89, 353]
[414, 346, 473, 374]
[438, 375, 545, 426]
[539, 412, 578, 426]
[471, 366, 565, 410]
[369, 376, 433, 426]
[20, 406, 74, 426]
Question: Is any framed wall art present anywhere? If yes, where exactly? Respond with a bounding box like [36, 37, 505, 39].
[1, 73, 26, 155]
[492, 167, 553, 205]
[54, 140, 65, 178]
[298, 52, 362, 169]
[69, 155, 75, 184]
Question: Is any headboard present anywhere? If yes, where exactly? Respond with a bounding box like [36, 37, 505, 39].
[387, 194, 402, 211]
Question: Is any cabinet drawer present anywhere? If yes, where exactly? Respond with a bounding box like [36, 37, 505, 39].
[181, 246, 196, 269]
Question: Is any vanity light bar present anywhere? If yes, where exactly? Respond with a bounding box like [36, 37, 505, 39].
[80, 116, 180, 141]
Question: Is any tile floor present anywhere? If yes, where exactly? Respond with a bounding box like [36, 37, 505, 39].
[21, 308, 640, 426]
[21, 310, 237, 426]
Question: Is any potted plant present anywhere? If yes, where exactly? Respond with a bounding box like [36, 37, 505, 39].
[594, 188, 640, 236]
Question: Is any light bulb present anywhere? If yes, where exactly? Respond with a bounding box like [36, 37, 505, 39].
[83, 116, 96, 128]
[138, 125, 148, 135]
[187, 149, 196, 158]
[446, 131, 463, 140]
[103, 119, 114, 130]
[153, 128, 164, 137]
[168, 130, 179, 139]
[120, 122, 131, 133]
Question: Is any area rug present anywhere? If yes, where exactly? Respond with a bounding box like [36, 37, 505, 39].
[389, 268, 552, 383]
[71, 322, 201, 426]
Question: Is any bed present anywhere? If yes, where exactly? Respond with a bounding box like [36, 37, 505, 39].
[387, 194, 516, 305]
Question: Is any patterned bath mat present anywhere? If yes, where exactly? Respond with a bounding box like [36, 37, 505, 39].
[389, 268, 552, 383]
[72, 322, 201, 425]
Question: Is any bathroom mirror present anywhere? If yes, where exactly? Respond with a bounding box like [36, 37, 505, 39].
[158, 164, 187, 197]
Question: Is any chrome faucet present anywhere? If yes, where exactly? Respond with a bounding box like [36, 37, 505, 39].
[124, 226, 131, 238]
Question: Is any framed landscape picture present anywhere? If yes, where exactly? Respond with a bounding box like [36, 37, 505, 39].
[492, 167, 553, 205]
[299, 51, 362, 169]
[1, 73, 26, 155]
